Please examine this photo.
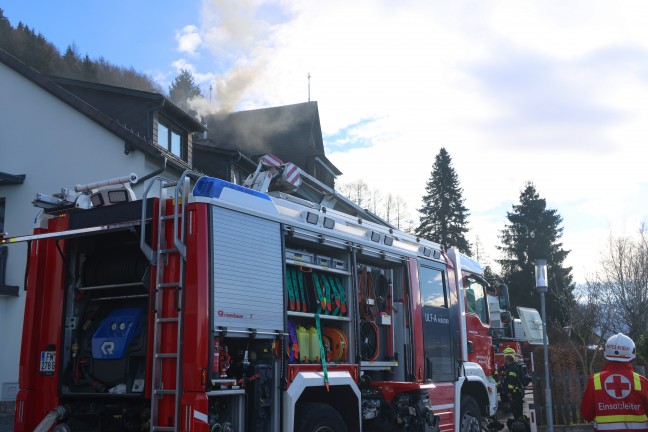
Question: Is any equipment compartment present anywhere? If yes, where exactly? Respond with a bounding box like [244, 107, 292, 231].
[211, 206, 284, 337]
[357, 258, 407, 382]
[285, 267, 349, 318]
[284, 236, 354, 368]
[61, 229, 150, 397]
[207, 337, 279, 432]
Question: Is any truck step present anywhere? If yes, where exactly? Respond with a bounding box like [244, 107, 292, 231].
[153, 389, 178, 395]
[159, 248, 178, 254]
[155, 353, 178, 359]
[158, 282, 180, 288]
[156, 317, 179, 323]
[151, 426, 176, 431]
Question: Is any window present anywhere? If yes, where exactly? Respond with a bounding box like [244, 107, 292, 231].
[158, 121, 184, 159]
[0, 197, 18, 296]
[170, 132, 181, 157]
[464, 274, 489, 324]
[158, 123, 169, 150]
[420, 266, 447, 308]
[420, 265, 455, 381]
[0, 197, 4, 234]
[230, 165, 248, 185]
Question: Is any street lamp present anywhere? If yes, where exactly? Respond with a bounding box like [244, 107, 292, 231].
[535, 259, 554, 432]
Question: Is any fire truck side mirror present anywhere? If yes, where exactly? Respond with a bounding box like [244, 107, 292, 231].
[498, 284, 510, 310]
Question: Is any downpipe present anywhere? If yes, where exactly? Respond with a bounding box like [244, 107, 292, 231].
[33, 405, 70, 432]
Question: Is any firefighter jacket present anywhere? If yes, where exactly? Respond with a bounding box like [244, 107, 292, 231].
[581, 361, 648, 431]
[499, 361, 525, 400]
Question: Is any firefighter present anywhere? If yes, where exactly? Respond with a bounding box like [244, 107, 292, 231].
[581, 333, 648, 431]
[498, 348, 528, 431]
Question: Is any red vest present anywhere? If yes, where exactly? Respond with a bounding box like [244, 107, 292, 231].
[581, 362, 648, 431]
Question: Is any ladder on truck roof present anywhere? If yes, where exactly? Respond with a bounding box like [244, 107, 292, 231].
[140, 172, 199, 432]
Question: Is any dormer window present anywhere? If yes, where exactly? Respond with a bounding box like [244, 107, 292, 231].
[158, 120, 185, 160]
[0, 197, 5, 234]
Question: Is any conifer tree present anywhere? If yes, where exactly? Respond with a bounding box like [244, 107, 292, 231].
[169, 69, 202, 117]
[0, 10, 13, 53]
[416, 148, 471, 254]
[61, 44, 81, 76]
[497, 182, 575, 325]
[81, 54, 97, 81]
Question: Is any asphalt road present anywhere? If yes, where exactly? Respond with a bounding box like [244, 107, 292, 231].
[0, 414, 12, 432]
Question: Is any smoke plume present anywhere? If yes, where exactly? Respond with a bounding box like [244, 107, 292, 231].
[193, 0, 280, 116]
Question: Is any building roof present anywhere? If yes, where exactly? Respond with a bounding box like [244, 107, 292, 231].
[204, 102, 342, 176]
[0, 172, 26, 186]
[51, 77, 204, 133]
[0, 48, 199, 173]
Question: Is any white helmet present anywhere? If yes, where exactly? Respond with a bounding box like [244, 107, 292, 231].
[604, 333, 636, 362]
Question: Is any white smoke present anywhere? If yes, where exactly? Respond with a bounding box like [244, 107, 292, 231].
[192, 0, 280, 116]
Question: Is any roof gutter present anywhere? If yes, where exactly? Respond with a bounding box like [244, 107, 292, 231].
[137, 157, 168, 184]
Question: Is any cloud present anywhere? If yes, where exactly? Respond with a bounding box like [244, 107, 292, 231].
[175, 24, 202, 55]
[468, 44, 629, 153]
[324, 118, 380, 153]
[172, 58, 195, 73]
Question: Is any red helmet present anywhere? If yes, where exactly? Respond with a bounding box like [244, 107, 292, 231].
[604, 333, 636, 362]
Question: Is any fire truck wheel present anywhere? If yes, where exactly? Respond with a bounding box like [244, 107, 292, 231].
[460, 396, 482, 432]
[295, 402, 348, 432]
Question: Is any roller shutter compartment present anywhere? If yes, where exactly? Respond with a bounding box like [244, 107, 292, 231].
[211, 206, 283, 336]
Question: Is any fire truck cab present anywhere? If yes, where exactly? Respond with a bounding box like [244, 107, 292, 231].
[4, 166, 536, 432]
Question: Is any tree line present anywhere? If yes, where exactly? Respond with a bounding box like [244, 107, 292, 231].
[0, 9, 206, 117]
[0, 9, 161, 92]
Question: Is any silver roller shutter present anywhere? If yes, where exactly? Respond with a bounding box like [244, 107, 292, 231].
[211, 206, 284, 336]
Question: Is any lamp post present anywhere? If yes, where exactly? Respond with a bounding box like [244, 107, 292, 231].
[535, 259, 554, 432]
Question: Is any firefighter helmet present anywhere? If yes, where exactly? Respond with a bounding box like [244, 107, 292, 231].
[604, 333, 636, 362]
[503, 347, 517, 356]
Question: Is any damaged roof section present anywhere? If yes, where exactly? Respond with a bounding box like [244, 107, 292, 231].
[199, 101, 341, 189]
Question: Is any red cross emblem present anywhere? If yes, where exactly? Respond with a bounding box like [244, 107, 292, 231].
[604, 374, 632, 399]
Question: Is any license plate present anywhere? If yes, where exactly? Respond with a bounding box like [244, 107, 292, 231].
[39, 351, 56, 375]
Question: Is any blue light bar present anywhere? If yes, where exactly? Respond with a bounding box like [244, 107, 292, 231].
[193, 177, 271, 201]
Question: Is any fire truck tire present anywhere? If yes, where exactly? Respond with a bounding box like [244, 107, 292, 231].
[459, 396, 481, 432]
[295, 402, 348, 432]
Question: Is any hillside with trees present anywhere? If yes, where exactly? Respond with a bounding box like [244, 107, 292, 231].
[0, 8, 160, 92]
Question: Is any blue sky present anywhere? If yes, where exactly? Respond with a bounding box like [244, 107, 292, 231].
[2, 1, 211, 88]
[4, 1, 648, 284]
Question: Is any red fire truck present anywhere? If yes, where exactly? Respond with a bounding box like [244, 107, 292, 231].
[2, 160, 535, 432]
